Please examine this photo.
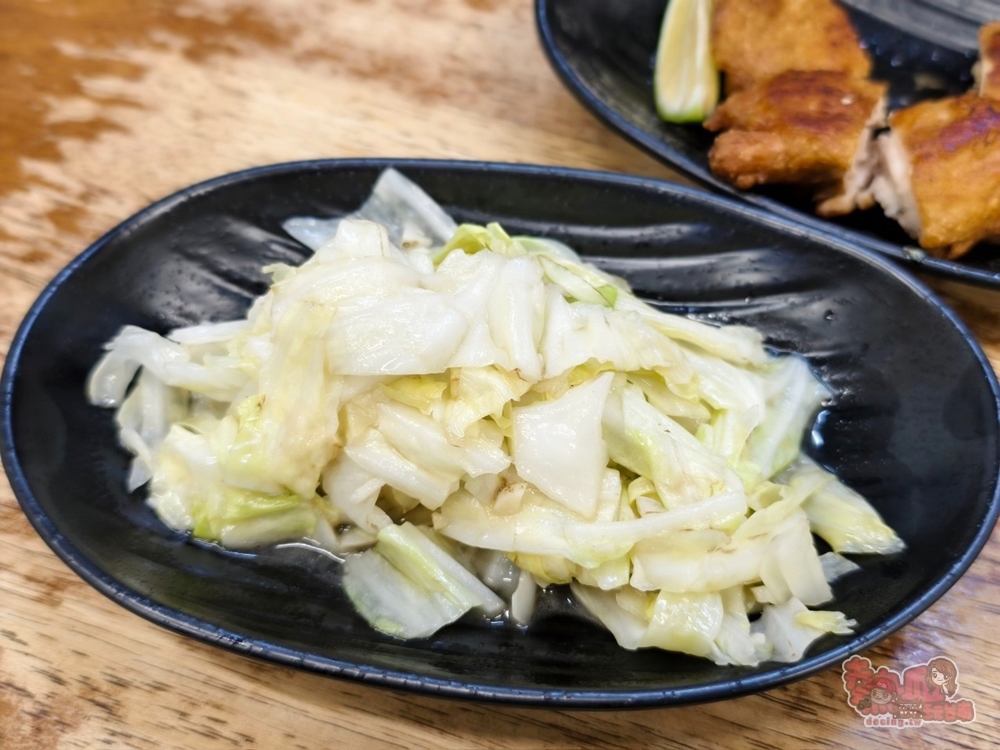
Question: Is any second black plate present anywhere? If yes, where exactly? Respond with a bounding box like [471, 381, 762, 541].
[536, 0, 1000, 287]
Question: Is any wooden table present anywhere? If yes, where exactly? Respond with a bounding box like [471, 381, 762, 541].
[1, 1, 997, 747]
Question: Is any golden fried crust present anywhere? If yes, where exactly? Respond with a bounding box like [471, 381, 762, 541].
[712, 0, 871, 93]
[705, 71, 886, 190]
[890, 94, 1000, 258]
[978, 22, 1000, 99]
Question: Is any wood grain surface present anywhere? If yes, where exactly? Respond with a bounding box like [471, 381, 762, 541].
[1, 1, 998, 748]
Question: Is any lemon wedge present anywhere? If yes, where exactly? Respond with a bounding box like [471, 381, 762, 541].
[653, 0, 719, 123]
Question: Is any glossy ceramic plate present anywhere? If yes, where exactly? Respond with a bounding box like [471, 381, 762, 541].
[536, 0, 1000, 287]
[3, 159, 999, 707]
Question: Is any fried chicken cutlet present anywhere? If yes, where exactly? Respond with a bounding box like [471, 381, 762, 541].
[712, 0, 871, 94]
[869, 94, 1000, 259]
[705, 71, 887, 216]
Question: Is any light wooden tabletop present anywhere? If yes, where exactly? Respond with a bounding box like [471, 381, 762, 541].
[1, 1, 999, 748]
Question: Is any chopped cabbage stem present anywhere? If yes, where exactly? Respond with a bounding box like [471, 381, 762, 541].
[87, 169, 904, 665]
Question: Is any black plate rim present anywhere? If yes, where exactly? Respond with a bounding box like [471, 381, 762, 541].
[3, 157, 999, 708]
[534, 0, 1000, 290]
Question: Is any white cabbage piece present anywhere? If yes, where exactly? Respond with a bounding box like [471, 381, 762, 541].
[167, 319, 250, 346]
[486, 256, 546, 382]
[571, 584, 766, 666]
[714, 586, 771, 666]
[819, 551, 862, 583]
[575, 555, 631, 591]
[267, 254, 421, 317]
[539, 289, 691, 378]
[470, 548, 520, 598]
[352, 168, 458, 250]
[150, 424, 325, 549]
[758, 512, 833, 607]
[376, 401, 510, 481]
[510, 569, 538, 625]
[512, 373, 613, 519]
[683, 348, 766, 414]
[424, 250, 513, 370]
[744, 357, 830, 481]
[225, 300, 343, 498]
[614, 293, 768, 367]
[513, 235, 584, 263]
[344, 428, 459, 510]
[114, 368, 186, 490]
[312, 218, 414, 266]
[627, 371, 710, 422]
[630, 529, 768, 593]
[442, 367, 532, 438]
[320, 453, 390, 534]
[569, 582, 648, 650]
[88, 325, 247, 406]
[603, 381, 738, 508]
[88, 326, 186, 407]
[342, 522, 504, 639]
[435, 487, 746, 568]
[640, 590, 725, 658]
[751, 597, 855, 663]
[800, 463, 905, 555]
[536, 254, 618, 307]
[378, 375, 448, 419]
[325, 288, 469, 376]
[795, 609, 856, 635]
[283, 168, 457, 252]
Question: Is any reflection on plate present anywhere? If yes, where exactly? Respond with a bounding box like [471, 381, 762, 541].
[536, 0, 1000, 287]
[2, 160, 999, 707]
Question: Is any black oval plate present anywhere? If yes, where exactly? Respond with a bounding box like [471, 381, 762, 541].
[3, 159, 999, 708]
[536, 0, 1000, 287]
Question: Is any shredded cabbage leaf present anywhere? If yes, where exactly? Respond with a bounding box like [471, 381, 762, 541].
[87, 168, 904, 665]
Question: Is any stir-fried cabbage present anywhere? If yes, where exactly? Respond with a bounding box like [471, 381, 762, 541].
[87, 169, 904, 665]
